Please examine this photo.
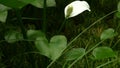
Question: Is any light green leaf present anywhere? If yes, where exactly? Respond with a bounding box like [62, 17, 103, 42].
[49, 35, 67, 60]
[35, 35, 67, 60]
[27, 30, 45, 40]
[4, 30, 23, 43]
[118, 1, 120, 12]
[0, 11, 7, 23]
[92, 47, 116, 60]
[0, 4, 10, 12]
[65, 48, 85, 61]
[35, 37, 50, 57]
[100, 28, 117, 40]
[30, 0, 56, 8]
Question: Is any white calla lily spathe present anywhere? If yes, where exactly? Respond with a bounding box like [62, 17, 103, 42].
[64, 0, 90, 18]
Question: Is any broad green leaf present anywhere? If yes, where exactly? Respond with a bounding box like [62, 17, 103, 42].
[65, 48, 85, 61]
[35, 37, 50, 57]
[92, 47, 116, 60]
[20, 0, 34, 4]
[0, 4, 10, 12]
[35, 35, 67, 60]
[49, 35, 67, 60]
[30, 0, 56, 8]
[4, 30, 23, 43]
[0, 0, 27, 9]
[100, 28, 117, 40]
[0, 11, 7, 23]
[27, 30, 45, 40]
[118, 1, 120, 12]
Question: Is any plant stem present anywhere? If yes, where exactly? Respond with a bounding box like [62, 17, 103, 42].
[42, 0, 47, 33]
[57, 19, 67, 34]
[68, 40, 104, 68]
[15, 9, 27, 39]
[96, 59, 117, 68]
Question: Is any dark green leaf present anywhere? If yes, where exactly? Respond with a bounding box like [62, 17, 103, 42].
[65, 48, 85, 61]
[100, 28, 117, 40]
[4, 30, 23, 43]
[0, 0, 27, 9]
[92, 47, 116, 60]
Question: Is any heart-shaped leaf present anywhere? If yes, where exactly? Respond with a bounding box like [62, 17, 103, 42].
[4, 30, 23, 43]
[49, 35, 67, 60]
[27, 29, 45, 40]
[92, 47, 116, 60]
[100, 28, 117, 40]
[35, 37, 50, 57]
[35, 35, 67, 60]
[64, 48, 85, 61]
[30, 0, 56, 8]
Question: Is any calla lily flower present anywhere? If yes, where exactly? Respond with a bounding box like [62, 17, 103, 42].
[64, 0, 90, 18]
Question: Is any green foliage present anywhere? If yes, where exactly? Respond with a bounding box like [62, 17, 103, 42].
[92, 47, 116, 60]
[30, 0, 56, 8]
[27, 29, 45, 40]
[35, 35, 67, 60]
[100, 28, 117, 40]
[4, 30, 23, 43]
[0, 0, 27, 9]
[0, 4, 10, 23]
[118, 1, 120, 12]
[64, 48, 85, 61]
[0, 11, 7, 23]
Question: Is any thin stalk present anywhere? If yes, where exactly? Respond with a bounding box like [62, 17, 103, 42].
[46, 10, 117, 68]
[15, 9, 27, 39]
[68, 40, 104, 68]
[57, 19, 67, 34]
[96, 59, 117, 68]
[42, 0, 47, 33]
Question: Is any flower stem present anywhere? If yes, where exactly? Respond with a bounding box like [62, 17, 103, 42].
[57, 19, 67, 34]
[15, 9, 27, 39]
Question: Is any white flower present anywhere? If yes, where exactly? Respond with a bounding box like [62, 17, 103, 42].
[64, 0, 90, 18]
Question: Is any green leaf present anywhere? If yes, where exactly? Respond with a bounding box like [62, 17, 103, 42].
[118, 1, 120, 12]
[35, 35, 67, 60]
[115, 12, 120, 18]
[0, 4, 10, 12]
[0, 0, 27, 9]
[4, 30, 23, 43]
[27, 30, 45, 40]
[20, 0, 34, 4]
[49, 35, 67, 60]
[0, 10, 7, 23]
[100, 28, 117, 40]
[92, 47, 116, 60]
[65, 48, 85, 61]
[35, 37, 50, 57]
[30, 0, 56, 8]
